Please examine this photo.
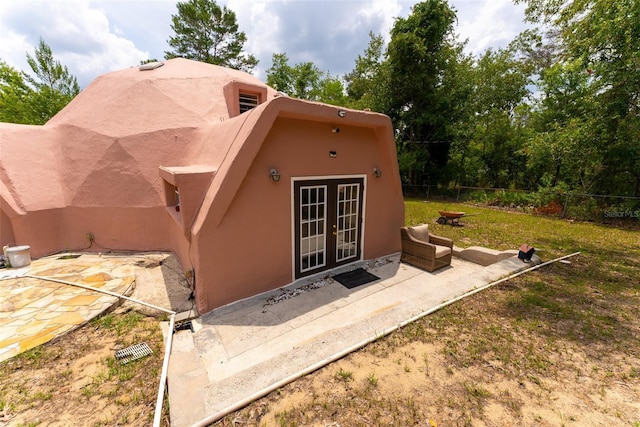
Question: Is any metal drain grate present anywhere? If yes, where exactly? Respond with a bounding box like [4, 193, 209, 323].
[114, 342, 153, 364]
[174, 320, 193, 332]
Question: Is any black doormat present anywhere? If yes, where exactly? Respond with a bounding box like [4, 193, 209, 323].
[333, 268, 380, 289]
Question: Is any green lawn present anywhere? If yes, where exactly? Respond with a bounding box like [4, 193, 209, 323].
[405, 198, 639, 260]
[218, 199, 640, 426]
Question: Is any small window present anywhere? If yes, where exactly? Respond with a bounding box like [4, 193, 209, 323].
[239, 93, 259, 113]
[164, 180, 181, 212]
[174, 187, 180, 212]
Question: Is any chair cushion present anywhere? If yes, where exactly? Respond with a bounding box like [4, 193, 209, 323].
[434, 245, 452, 258]
[408, 224, 430, 242]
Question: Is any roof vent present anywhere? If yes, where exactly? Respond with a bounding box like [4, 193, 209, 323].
[139, 61, 164, 71]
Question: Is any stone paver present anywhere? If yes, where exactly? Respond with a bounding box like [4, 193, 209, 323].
[0, 252, 190, 363]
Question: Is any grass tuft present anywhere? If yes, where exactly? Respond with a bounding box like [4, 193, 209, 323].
[335, 368, 353, 382]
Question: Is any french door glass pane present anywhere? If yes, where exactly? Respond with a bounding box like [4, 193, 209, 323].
[300, 185, 327, 272]
[336, 183, 360, 261]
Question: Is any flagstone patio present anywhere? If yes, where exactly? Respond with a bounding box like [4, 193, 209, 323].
[0, 252, 190, 363]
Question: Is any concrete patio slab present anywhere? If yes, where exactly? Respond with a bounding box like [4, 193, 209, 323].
[167, 252, 539, 427]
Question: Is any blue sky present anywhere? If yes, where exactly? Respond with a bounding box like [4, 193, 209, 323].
[0, 0, 528, 87]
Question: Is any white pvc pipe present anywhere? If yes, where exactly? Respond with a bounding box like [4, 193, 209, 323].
[190, 251, 581, 427]
[26, 274, 177, 427]
[154, 312, 175, 427]
[26, 274, 176, 315]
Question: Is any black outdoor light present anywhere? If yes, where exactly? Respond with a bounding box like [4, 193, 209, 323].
[337, 109, 346, 117]
[373, 168, 382, 178]
[270, 168, 281, 182]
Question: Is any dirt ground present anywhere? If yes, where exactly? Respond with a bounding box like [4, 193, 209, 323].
[256, 332, 640, 426]
[1, 255, 639, 426]
[0, 308, 169, 427]
[213, 260, 640, 426]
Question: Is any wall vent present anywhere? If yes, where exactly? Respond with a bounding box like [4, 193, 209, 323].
[239, 93, 259, 113]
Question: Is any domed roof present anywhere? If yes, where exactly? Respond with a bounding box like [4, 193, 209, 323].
[46, 58, 277, 137]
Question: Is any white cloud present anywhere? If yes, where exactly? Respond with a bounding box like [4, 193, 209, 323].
[223, 0, 528, 79]
[0, 0, 529, 87]
[225, 0, 412, 79]
[0, 28, 32, 71]
[0, 0, 150, 86]
[356, 0, 404, 43]
[227, 0, 282, 78]
[0, 2, 34, 71]
[452, 0, 527, 55]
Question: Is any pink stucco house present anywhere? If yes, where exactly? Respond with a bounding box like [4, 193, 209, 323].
[0, 58, 404, 314]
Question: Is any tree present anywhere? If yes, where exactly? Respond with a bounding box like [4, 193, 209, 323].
[23, 38, 80, 124]
[266, 53, 347, 105]
[515, 0, 640, 195]
[343, 32, 385, 110]
[0, 60, 32, 124]
[524, 59, 602, 192]
[165, 0, 258, 72]
[448, 47, 531, 188]
[317, 77, 348, 107]
[1, 39, 79, 125]
[382, 0, 472, 185]
[266, 53, 293, 94]
[291, 62, 323, 100]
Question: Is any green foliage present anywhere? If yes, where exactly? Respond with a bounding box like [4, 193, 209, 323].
[389, 0, 639, 199]
[291, 62, 324, 100]
[317, 77, 347, 106]
[382, 0, 473, 185]
[265, 53, 346, 105]
[461, 188, 539, 210]
[0, 39, 79, 125]
[24, 38, 80, 124]
[397, 151, 421, 185]
[514, 0, 640, 196]
[165, 0, 258, 71]
[0, 60, 32, 123]
[448, 46, 531, 189]
[335, 368, 353, 382]
[92, 311, 144, 336]
[366, 372, 378, 387]
[24, 38, 79, 97]
[343, 31, 385, 110]
[266, 53, 293, 93]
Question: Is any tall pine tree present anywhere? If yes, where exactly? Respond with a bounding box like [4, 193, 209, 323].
[165, 0, 258, 72]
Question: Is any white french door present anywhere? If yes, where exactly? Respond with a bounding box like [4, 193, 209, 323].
[294, 178, 364, 278]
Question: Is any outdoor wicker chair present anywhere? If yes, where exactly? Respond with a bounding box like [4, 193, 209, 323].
[400, 224, 453, 272]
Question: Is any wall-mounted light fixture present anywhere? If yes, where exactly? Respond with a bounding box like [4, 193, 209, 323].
[337, 110, 346, 117]
[373, 167, 382, 178]
[270, 168, 281, 182]
[329, 151, 337, 158]
[332, 127, 340, 133]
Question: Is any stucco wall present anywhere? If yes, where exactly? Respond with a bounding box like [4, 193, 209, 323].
[1, 61, 404, 315]
[0, 209, 15, 248]
[6, 207, 188, 258]
[193, 116, 404, 312]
